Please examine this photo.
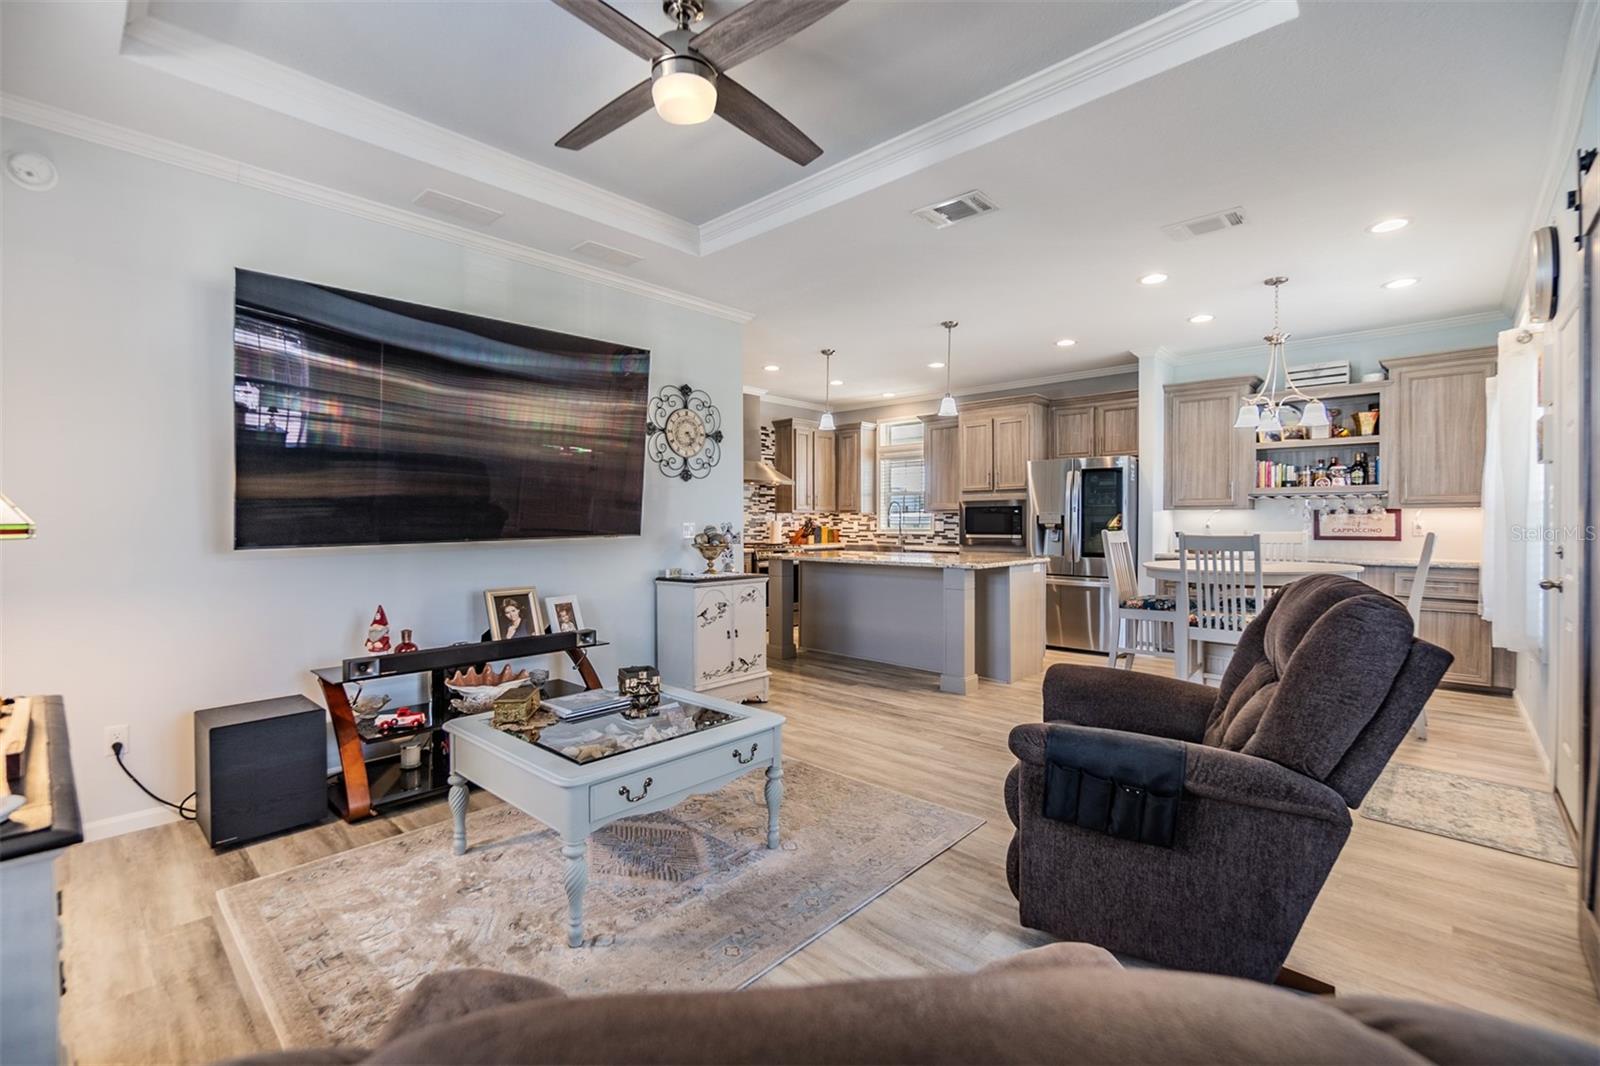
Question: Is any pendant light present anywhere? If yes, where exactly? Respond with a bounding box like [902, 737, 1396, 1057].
[817, 349, 836, 431]
[937, 320, 959, 417]
[1233, 277, 1328, 431]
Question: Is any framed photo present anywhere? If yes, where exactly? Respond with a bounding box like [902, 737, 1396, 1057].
[1312, 508, 1402, 541]
[484, 587, 541, 641]
[543, 594, 585, 634]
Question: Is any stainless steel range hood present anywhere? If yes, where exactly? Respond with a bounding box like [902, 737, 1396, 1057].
[743, 392, 792, 486]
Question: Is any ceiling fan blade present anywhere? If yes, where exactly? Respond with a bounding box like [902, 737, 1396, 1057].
[556, 79, 655, 150]
[691, 0, 849, 70]
[694, 0, 857, 70]
[551, 0, 667, 61]
[714, 74, 822, 166]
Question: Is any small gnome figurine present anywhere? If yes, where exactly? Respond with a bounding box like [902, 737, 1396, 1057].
[364, 605, 392, 653]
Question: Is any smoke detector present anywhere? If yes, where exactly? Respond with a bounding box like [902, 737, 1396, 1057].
[6, 152, 58, 191]
[1161, 206, 1246, 242]
[411, 188, 503, 227]
[912, 190, 998, 229]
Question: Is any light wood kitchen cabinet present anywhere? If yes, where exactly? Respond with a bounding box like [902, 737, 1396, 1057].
[920, 414, 960, 512]
[1381, 348, 1497, 506]
[772, 418, 817, 513]
[1163, 377, 1257, 509]
[1051, 406, 1095, 458]
[1049, 390, 1139, 458]
[958, 397, 1047, 494]
[1358, 563, 1513, 691]
[813, 430, 837, 512]
[959, 419, 994, 492]
[833, 421, 877, 514]
[1096, 395, 1140, 455]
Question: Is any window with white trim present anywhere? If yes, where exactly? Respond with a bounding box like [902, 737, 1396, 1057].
[877, 419, 932, 531]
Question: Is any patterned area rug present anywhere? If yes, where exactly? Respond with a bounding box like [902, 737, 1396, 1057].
[217, 761, 982, 1048]
[1361, 764, 1575, 867]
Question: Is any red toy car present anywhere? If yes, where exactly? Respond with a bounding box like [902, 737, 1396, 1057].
[374, 706, 427, 734]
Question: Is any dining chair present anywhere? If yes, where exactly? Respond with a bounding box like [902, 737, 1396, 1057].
[1176, 533, 1265, 685]
[1258, 530, 1309, 562]
[1404, 531, 1438, 740]
[1103, 530, 1186, 678]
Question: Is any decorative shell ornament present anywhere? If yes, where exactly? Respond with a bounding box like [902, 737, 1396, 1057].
[446, 663, 535, 711]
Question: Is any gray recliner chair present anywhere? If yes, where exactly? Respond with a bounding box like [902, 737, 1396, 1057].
[1005, 574, 1453, 982]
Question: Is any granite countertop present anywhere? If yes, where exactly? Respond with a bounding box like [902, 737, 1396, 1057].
[1152, 552, 1480, 570]
[776, 542, 960, 554]
[782, 550, 1048, 570]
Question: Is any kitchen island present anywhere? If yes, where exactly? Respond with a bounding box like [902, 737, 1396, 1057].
[767, 551, 1047, 694]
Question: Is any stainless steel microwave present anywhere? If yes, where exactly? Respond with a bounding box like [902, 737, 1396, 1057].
[959, 499, 1026, 549]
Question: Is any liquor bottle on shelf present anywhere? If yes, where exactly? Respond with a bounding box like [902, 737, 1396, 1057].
[1350, 452, 1367, 486]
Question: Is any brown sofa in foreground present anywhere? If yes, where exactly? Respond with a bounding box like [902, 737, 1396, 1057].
[226, 943, 1596, 1064]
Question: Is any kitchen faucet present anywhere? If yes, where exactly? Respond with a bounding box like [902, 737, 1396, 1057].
[886, 499, 907, 550]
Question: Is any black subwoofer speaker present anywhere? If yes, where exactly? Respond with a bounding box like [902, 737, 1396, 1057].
[195, 695, 327, 848]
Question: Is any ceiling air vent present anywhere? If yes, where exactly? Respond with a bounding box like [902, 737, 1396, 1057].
[570, 240, 645, 269]
[912, 190, 998, 229]
[1161, 206, 1246, 242]
[412, 188, 504, 227]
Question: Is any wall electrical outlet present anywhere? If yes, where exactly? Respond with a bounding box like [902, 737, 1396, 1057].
[682, 522, 696, 539]
[105, 724, 129, 757]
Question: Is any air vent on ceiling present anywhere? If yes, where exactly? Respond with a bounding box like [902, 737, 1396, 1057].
[1161, 206, 1246, 242]
[412, 188, 504, 227]
[912, 190, 998, 229]
[570, 240, 645, 269]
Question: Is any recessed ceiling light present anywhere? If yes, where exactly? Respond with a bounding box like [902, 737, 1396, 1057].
[927, 361, 946, 369]
[763, 364, 780, 372]
[1368, 217, 1410, 234]
[830, 379, 844, 386]
[1139, 273, 1168, 286]
[882, 392, 897, 398]
[1055, 338, 1077, 348]
[1188, 313, 1214, 324]
[1382, 277, 1420, 290]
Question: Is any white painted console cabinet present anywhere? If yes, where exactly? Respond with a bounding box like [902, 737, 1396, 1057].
[655, 575, 770, 702]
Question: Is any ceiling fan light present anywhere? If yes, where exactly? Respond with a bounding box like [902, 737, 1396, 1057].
[1233, 403, 1261, 430]
[938, 393, 958, 417]
[652, 58, 717, 125]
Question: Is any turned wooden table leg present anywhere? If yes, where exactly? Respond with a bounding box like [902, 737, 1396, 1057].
[448, 773, 468, 855]
[562, 839, 588, 947]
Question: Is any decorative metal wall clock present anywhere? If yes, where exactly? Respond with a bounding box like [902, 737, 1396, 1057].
[646, 384, 724, 480]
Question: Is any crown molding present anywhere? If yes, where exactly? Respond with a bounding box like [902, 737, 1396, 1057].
[0, 95, 754, 323]
[1170, 310, 1508, 367]
[698, 0, 1298, 253]
[758, 393, 827, 412]
[1503, 0, 1600, 313]
[119, 13, 702, 255]
[828, 360, 1139, 412]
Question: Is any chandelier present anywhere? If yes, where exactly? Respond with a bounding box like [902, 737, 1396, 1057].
[937, 321, 959, 417]
[1232, 277, 1328, 433]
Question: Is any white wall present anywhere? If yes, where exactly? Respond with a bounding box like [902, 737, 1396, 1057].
[0, 124, 744, 836]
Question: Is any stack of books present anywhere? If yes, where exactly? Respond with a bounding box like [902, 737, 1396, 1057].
[544, 689, 632, 722]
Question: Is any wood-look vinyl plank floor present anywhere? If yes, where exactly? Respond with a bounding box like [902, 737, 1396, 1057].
[57, 651, 1599, 1062]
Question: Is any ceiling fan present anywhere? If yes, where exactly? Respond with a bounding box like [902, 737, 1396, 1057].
[552, 0, 848, 165]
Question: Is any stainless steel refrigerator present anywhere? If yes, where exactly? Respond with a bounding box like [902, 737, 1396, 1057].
[1026, 456, 1139, 652]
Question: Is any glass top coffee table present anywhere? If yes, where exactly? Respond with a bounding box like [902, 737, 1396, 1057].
[443, 686, 785, 948]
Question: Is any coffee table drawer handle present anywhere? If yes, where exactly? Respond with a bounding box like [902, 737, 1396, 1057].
[732, 743, 759, 765]
[618, 777, 653, 803]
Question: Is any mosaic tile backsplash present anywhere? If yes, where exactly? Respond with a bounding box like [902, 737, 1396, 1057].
[743, 423, 960, 547]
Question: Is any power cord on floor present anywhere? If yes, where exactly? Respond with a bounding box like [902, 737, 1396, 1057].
[111, 741, 197, 821]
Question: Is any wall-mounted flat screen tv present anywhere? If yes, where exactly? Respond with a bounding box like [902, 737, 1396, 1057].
[232, 269, 650, 549]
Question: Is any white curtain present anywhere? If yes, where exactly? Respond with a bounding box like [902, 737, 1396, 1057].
[1480, 329, 1544, 655]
